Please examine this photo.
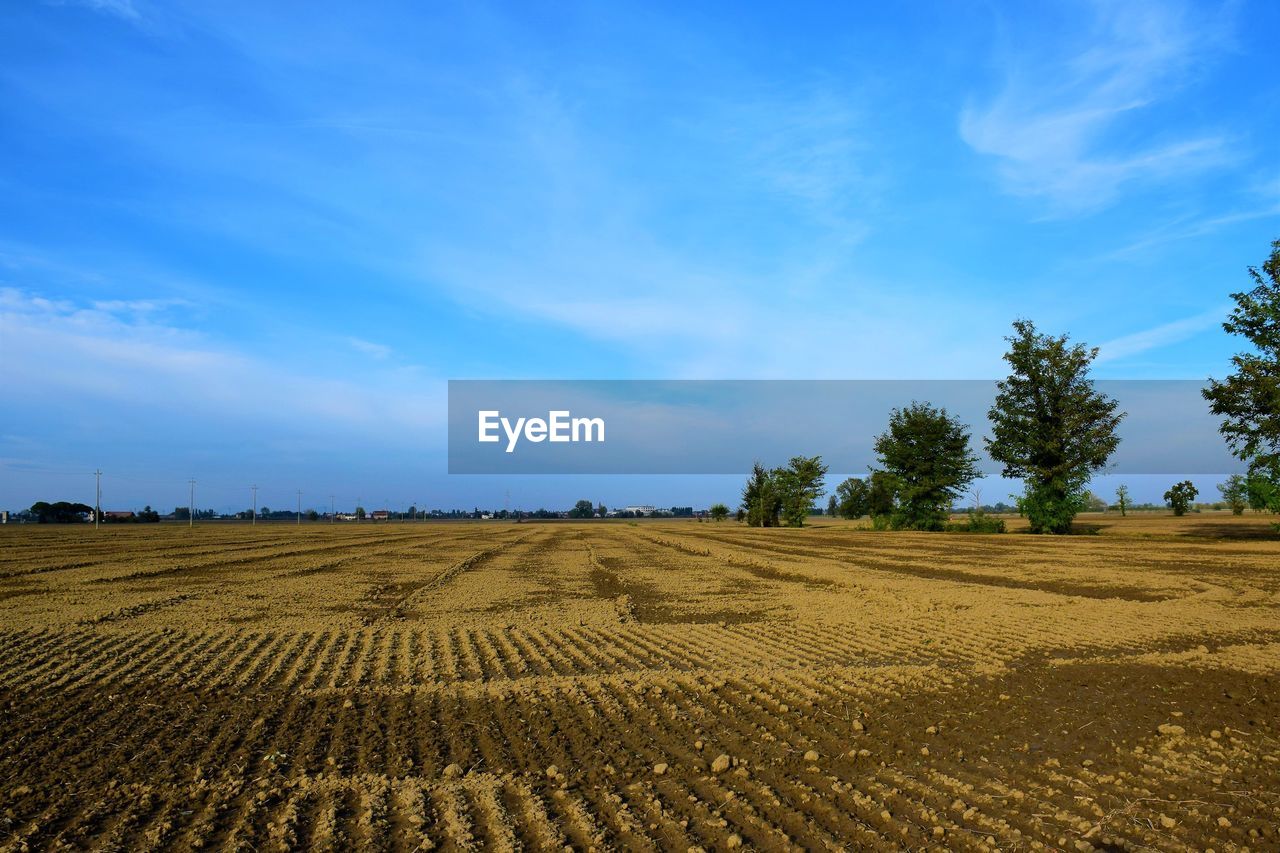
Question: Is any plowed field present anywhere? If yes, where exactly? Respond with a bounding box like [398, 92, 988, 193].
[2, 518, 1278, 851]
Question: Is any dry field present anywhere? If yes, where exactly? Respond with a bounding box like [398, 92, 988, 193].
[1, 516, 1278, 852]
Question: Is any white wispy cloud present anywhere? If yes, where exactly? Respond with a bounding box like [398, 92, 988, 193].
[960, 0, 1233, 214]
[46, 0, 141, 21]
[1101, 203, 1280, 259]
[346, 337, 391, 360]
[730, 88, 876, 234]
[1096, 306, 1229, 363]
[0, 288, 443, 433]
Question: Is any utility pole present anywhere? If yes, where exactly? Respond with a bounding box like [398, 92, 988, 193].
[251, 485, 258, 526]
[188, 479, 196, 528]
[94, 469, 102, 529]
[357, 496, 362, 521]
[297, 490, 302, 525]
[330, 495, 335, 523]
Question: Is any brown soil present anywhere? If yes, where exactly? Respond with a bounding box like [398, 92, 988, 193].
[0, 517, 1277, 850]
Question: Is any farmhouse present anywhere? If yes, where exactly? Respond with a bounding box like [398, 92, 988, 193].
[86, 510, 135, 522]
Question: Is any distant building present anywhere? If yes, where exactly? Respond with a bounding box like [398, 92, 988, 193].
[370, 510, 390, 521]
[622, 505, 656, 515]
[1, 511, 8, 524]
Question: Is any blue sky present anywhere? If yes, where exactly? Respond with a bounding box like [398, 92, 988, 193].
[2, 0, 1278, 513]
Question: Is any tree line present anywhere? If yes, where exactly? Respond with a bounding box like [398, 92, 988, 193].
[738, 238, 1280, 533]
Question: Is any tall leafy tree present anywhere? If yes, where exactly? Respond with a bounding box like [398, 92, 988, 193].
[1164, 481, 1199, 516]
[1202, 239, 1280, 512]
[835, 476, 871, 519]
[987, 320, 1124, 534]
[1218, 475, 1248, 515]
[708, 503, 729, 522]
[867, 471, 897, 518]
[1247, 474, 1277, 512]
[873, 403, 979, 531]
[826, 495, 838, 518]
[1114, 484, 1130, 516]
[741, 462, 781, 527]
[776, 455, 828, 527]
[741, 457, 828, 527]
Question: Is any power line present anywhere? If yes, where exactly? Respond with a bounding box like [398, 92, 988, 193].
[251, 485, 258, 526]
[296, 490, 302, 525]
[94, 469, 102, 530]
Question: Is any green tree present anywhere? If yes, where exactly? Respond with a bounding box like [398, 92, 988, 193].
[569, 499, 595, 519]
[826, 494, 838, 518]
[355, 506, 365, 520]
[1203, 239, 1280, 513]
[1218, 474, 1248, 515]
[1115, 484, 1130, 516]
[29, 501, 93, 523]
[596, 503, 607, 518]
[835, 476, 871, 519]
[776, 455, 828, 527]
[987, 319, 1124, 534]
[867, 471, 897, 518]
[1084, 491, 1107, 512]
[1246, 474, 1277, 512]
[873, 403, 979, 531]
[709, 502, 729, 522]
[1164, 481, 1199, 516]
[741, 462, 781, 527]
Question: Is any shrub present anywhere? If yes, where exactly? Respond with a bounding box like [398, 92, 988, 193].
[944, 511, 1006, 534]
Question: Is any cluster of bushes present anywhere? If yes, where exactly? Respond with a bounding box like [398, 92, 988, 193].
[24, 502, 162, 523]
[944, 511, 1006, 534]
[27, 501, 94, 523]
[740, 456, 829, 528]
